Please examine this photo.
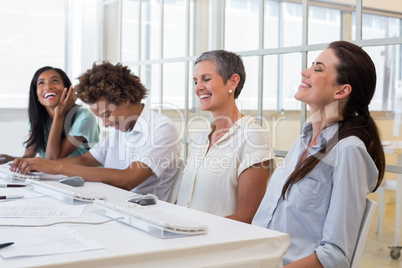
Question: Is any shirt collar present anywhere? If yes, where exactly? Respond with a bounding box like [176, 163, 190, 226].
[209, 115, 256, 133]
[129, 103, 149, 134]
[208, 115, 257, 146]
[301, 121, 340, 149]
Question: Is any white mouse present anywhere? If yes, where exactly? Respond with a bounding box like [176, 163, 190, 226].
[58, 176, 85, 187]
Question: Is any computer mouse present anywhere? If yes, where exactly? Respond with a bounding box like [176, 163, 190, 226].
[126, 193, 158, 206]
[58, 176, 85, 187]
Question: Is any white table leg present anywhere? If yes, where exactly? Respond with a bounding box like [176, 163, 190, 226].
[396, 154, 402, 246]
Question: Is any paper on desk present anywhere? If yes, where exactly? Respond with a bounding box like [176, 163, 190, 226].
[0, 226, 105, 259]
[0, 204, 86, 217]
[0, 187, 43, 199]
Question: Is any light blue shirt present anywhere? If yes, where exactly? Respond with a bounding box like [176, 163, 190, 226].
[252, 122, 378, 268]
[40, 106, 99, 158]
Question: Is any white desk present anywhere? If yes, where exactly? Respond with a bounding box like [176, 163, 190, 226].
[0, 176, 289, 268]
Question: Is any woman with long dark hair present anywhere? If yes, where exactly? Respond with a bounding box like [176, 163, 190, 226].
[0, 66, 99, 162]
[252, 41, 385, 267]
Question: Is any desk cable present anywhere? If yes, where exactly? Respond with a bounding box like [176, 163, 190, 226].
[0, 217, 124, 227]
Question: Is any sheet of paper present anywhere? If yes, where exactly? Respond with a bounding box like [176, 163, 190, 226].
[0, 226, 105, 258]
[0, 187, 43, 199]
[0, 203, 86, 217]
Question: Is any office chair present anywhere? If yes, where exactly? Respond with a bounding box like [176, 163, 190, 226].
[375, 179, 396, 249]
[374, 164, 402, 259]
[351, 198, 377, 268]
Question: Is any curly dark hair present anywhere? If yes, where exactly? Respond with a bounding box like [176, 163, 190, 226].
[76, 61, 148, 105]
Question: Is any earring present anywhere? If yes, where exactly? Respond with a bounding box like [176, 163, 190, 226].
[229, 90, 233, 94]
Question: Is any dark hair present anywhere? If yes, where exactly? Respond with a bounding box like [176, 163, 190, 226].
[282, 41, 385, 198]
[195, 50, 246, 99]
[75, 61, 148, 105]
[25, 66, 75, 154]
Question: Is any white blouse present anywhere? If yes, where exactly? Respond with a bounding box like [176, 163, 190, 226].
[176, 115, 274, 217]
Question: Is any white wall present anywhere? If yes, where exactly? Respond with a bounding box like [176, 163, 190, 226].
[0, 120, 29, 156]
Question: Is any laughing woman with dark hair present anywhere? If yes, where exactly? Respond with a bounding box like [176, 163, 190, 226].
[0, 67, 99, 163]
[253, 41, 385, 268]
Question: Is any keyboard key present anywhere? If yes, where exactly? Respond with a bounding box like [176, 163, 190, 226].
[26, 179, 106, 202]
[0, 164, 40, 180]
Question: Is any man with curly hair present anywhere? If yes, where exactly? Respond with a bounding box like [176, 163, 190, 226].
[11, 62, 182, 201]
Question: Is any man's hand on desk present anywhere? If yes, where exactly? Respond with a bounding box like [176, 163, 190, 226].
[10, 157, 57, 174]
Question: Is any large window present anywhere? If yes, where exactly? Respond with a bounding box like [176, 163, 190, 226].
[0, 0, 66, 108]
[0, 0, 99, 111]
[101, 0, 402, 154]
